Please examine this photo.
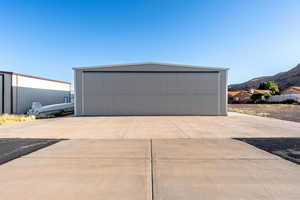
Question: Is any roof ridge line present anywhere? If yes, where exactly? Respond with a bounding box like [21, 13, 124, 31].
[73, 62, 229, 71]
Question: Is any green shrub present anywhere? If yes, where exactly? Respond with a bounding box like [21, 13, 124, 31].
[258, 81, 280, 95]
[263, 92, 272, 98]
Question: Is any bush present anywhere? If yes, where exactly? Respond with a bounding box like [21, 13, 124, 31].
[263, 92, 272, 98]
[258, 81, 280, 95]
[251, 93, 263, 101]
[251, 92, 272, 103]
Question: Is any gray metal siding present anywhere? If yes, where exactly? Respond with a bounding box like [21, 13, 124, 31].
[74, 70, 82, 116]
[15, 87, 70, 114]
[0, 73, 12, 114]
[219, 70, 228, 115]
[0, 75, 3, 113]
[81, 72, 221, 115]
[74, 63, 228, 116]
[3, 73, 12, 113]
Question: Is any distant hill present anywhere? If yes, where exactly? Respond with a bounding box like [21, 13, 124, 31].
[229, 64, 300, 91]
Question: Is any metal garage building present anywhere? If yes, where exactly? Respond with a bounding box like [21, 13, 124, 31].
[0, 71, 71, 114]
[73, 62, 228, 116]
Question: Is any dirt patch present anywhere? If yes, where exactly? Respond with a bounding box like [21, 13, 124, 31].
[229, 104, 300, 123]
[236, 138, 300, 165]
[0, 138, 63, 165]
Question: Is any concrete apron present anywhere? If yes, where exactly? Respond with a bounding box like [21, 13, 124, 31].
[0, 140, 152, 200]
[0, 139, 300, 200]
[152, 139, 300, 200]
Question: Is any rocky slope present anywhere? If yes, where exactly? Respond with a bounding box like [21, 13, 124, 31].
[229, 64, 300, 91]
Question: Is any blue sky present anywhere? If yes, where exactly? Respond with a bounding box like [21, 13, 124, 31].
[0, 0, 300, 84]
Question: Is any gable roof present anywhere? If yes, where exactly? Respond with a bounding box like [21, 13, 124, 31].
[234, 91, 252, 97]
[0, 70, 70, 84]
[228, 91, 241, 97]
[73, 62, 228, 71]
[253, 89, 271, 94]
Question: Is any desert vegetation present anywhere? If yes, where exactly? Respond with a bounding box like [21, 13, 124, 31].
[229, 104, 300, 123]
[0, 114, 36, 125]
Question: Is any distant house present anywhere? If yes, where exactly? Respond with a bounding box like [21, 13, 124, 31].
[232, 91, 253, 103]
[0, 71, 71, 114]
[228, 89, 272, 104]
[281, 86, 300, 95]
[228, 91, 241, 103]
[228, 91, 252, 104]
[228, 91, 241, 97]
[250, 89, 271, 95]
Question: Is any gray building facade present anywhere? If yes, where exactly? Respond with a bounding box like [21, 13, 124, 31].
[0, 71, 71, 114]
[73, 62, 228, 116]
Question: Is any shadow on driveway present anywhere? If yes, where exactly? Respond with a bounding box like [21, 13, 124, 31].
[0, 138, 64, 165]
[235, 137, 300, 165]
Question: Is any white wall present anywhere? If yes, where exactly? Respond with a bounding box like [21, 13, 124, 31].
[12, 75, 70, 91]
[12, 74, 71, 114]
[267, 94, 300, 103]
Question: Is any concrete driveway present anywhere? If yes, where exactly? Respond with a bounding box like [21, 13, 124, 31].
[0, 139, 299, 200]
[0, 112, 300, 139]
[1, 113, 300, 199]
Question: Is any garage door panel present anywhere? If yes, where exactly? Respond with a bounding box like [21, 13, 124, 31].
[82, 72, 220, 115]
[171, 77, 218, 90]
[166, 94, 219, 114]
[110, 95, 167, 115]
[113, 77, 164, 96]
[84, 96, 112, 115]
[166, 77, 218, 94]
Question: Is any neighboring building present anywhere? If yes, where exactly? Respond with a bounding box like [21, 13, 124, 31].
[281, 86, 300, 95]
[228, 91, 241, 97]
[267, 94, 300, 103]
[0, 71, 71, 114]
[73, 62, 228, 116]
[228, 89, 272, 104]
[228, 91, 241, 103]
[249, 89, 271, 95]
[231, 91, 252, 104]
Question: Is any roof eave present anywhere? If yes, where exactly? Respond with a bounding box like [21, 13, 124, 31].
[73, 62, 229, 71]
[1, 71, 70, 84]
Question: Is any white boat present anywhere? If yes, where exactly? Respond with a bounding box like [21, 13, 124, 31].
[27, 102, 74, 117]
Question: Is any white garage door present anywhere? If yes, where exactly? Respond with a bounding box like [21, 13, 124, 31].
[82, 72, 220, 115]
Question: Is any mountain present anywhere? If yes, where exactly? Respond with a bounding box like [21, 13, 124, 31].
[229, 64, 300, 91]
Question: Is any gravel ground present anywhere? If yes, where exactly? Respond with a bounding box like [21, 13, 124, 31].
[229, 104, 300, 123]
[236, 138, 300, 165]
[0, 139, 63, 165]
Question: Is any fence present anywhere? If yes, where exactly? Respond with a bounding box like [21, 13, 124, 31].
[266, 94, 300, 103]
